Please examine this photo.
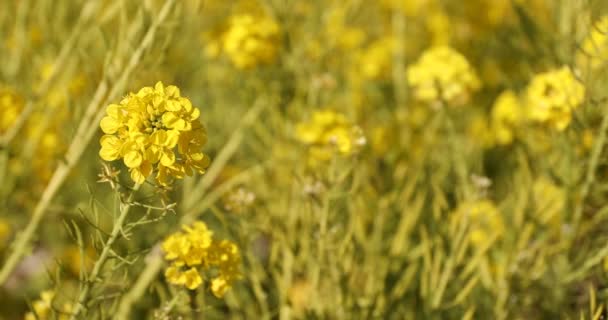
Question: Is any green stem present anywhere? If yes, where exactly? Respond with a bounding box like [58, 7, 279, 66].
[69, 184, 141, 319]
[572, 106, 608, 238]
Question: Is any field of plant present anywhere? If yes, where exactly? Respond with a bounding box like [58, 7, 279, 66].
[2, 0, 608, 319]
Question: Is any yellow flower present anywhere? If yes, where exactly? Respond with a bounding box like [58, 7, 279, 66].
[491, 90, 522, 145]
[24, 290, 72, 320]
[296, 110, 366, 165]
[162, 221, 240, 296]
[358, 36, 395, 80]
[0, 86, 24, 134]
[524, 67, 585, 131]
[452, 200, 504, 249]
[99, 82, 210, 185]
[407, 46, 480, 106]
[532, 177, 564, 229]
[221, 14, 281, 69]
[577, 16, 608, 70]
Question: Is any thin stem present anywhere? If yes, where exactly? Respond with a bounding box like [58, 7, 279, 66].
[572, 104, 608, 238]
[115, 252, 164, 320]
[69, 184, 141, 319]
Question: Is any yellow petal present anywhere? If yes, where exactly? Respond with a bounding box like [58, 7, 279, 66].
[100, 147, 120, 161]
[162, 112, 187, 130]
[100, 116, 120, 134]
[166, 85, 180, 97]
[160, 150, 176, 166]
[165, 130, 180, 148]
[145, 146, 160, 163]
[106, 104, 121, 118]
[183, 268, 203, 290]
[189, 107, 200, 121]
[150, 130, 167, 145]
[155, 81, 165, 94]
[165, 100, 182, 112]
[124, 151, 143, 168]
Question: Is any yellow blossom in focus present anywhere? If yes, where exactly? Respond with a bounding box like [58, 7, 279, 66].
[99, 81, 210, 185]
[162, 221, 241, 297]
[407, 46, 481, 106]
[577, 16, 608, 70]
[221, 14, 281, 69]
[296, 110, 366, 165]
[491, 90, 522, 145]
[524, 67, 585, 131]
[452, 200, 504, 249]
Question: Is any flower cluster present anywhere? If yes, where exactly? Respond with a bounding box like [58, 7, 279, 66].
[24, 290, 72, 320]
[221, 14, 281, 69]
[451, 200, 504, 249]
[577, 15, 608, 70]
[407, 46, 480, 106]
[296, 110, 366, 165]
[161, 221, 241, 297]
[524, 67, 585, 131]
[0, 86, 24, 134]
[99, 82, 210, 185]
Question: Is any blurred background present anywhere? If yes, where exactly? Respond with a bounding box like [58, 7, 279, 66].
[2, 0, 608, 319]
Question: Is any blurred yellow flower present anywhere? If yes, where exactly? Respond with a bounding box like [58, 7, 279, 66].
[524, 67, 585, 131]
[0, 86, 24, 134]
[532, 177, 564, 229]
[296, 110, 366, 165]
[162, 221, 241, 297]
[577, 15, 608, 70]
[221, 14, 281, 69]
[99, 82, 210, 185]
[358, 36, 395, 80]
[24, 290, 72, 320]
[452, 200, 504, 249]
[407, 46, 481, 106]
[491, 90, 522, 145]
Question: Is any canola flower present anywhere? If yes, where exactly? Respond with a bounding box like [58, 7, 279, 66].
[99, 82, 210, 185]
[221, 14, 281, 69]
[407, 46, 480, 106]
[491, 90, 522, 145]
[0, 86, 24, 134]
[295, 110, 366, 165]
[162, 221, 241, 297]
[524, 67, 585, 131]
[452, 200, 504, 249]
[24, 290, 72, 320]
[532, 177, 565, 229]
[577, 15, 608, 70]
[358, 36, 394, 80]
